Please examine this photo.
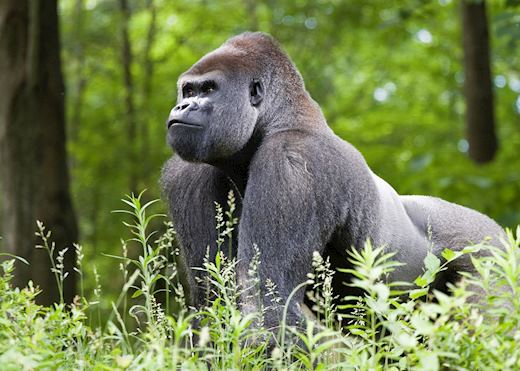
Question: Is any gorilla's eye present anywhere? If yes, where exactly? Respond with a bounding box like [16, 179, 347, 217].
[182, 83, 195, 98]
[201, 80, 217, 95]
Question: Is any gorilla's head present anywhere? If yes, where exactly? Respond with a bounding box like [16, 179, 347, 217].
[166, 32, 308, 163]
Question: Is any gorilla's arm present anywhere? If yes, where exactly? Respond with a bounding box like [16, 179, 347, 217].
[236, 133, 340, 329]
[161, 156, 233, 307]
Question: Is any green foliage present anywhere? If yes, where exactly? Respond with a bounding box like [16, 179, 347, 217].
[55, 0, 520, 302]
[35, 221, 70, 304]
[0, 260, 92, 369]
[6, 0, 517, 366]
[1, 196, 520, 369]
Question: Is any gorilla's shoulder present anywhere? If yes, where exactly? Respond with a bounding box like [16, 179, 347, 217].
[250, 128, 364, 177]
[259, 128, 334, 155]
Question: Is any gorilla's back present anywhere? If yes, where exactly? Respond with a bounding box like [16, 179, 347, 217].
[400, 195, 505, 252]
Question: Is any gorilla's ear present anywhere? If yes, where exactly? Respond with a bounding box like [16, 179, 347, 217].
[249, 79, 264, 107]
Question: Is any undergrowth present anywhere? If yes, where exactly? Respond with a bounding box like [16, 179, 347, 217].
[0, 192, 519, 370]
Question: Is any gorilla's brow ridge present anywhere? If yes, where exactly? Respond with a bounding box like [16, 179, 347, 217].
[179, 70, 225, 87]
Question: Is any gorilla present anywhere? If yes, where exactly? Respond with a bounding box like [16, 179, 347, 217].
[161, 32, 505, 331]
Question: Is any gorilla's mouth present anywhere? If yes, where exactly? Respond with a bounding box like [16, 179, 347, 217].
[168, 120, 203, 130]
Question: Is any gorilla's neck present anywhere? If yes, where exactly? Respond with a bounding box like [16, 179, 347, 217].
[210, 133, 262, 194]
[262, 92, 327, 134]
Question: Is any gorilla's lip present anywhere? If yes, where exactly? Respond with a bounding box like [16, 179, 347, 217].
[168, 119, 203, 129]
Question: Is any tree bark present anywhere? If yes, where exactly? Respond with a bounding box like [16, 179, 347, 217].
[461, 0, 497, 163]
[140, 0, 157, 183]
[69, 0, 87, 146]
[119, 0, 138, 195]
[0, 0, 78, 305]
[0, 0, 36, 291]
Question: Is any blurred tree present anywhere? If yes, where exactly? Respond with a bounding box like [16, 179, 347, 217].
[0, 0, 78, 304]
[69, 0, 86, 146]
[120, 0, 138, 196]
[243, 0, 259, 31]
[140, 0, 157, 184]
[461, 0, 497, 163]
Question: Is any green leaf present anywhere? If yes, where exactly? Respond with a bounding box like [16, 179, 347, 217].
[0, 253, 29, 265]
[441, 248, 458, 262]
[424, 252, 440, 272]
[131, 289, 143, 298]
[409, 287, 429, 299]
[414, 275, 428, 287]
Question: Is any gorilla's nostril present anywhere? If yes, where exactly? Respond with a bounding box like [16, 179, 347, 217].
[175, 102, 190, 111]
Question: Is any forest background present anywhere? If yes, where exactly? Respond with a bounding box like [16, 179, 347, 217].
[0, 0, 519, 307]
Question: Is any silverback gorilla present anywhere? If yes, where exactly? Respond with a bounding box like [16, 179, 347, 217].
[161, 32, 505, 331]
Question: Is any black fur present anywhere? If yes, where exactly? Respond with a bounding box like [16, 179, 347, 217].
[161, 32, 505, 331]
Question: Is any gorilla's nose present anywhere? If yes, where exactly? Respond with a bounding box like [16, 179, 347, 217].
[173, 102, 189, 111]
[173, 100, 199, 112]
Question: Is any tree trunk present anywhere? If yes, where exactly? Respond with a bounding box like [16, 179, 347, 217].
[140, 0, 157, 183]
[243, 0, 259, 31]
[69, 0, 87, 146]
[461, 0, 497, 163]
[0, 0, 78, 305]
[0, 0, 37, 291]
[119, 0, 138, 195]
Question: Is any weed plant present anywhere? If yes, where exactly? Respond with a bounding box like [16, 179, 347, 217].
[0, 193, 519, 370]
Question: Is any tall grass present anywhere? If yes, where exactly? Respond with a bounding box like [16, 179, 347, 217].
[0, 193, 519, 370]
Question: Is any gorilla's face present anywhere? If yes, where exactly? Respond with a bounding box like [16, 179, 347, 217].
[167, 68, 263, 163]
